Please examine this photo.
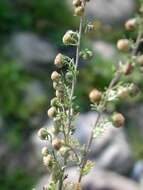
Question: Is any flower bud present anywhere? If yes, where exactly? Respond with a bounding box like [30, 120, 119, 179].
[122, 62, 133, 75]
[89, 89, 102, 103]
[80, 49, 93, 60]
[37, 128, 48, 140]
[73, 0, 81, 7]
[117, 39, 129, 52]
[47, 107, 56, 118]
[50, 97, 59, 107]
[41, 147, 49, 156]
[112, 112, 125, 128]
[129, 83, 139, 97]
[63, 30, 78, 45]
[137, 55, 143, 66]
[52, 138, 61, 150]
[43, 155, 53, 167]
[51, 71, 61, 81]
[125, 18, 136, 31]
[117, 87, 129, 98]
[54, 53, 64, 68]
[65, 72, 73, 82]
[74, 6, 84, 16]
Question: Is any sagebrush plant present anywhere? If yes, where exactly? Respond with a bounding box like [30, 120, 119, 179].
[37, 0, 143, 189]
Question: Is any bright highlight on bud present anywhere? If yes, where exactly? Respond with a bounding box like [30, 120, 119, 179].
[117, 39, 129, 52]
[89, 89, 102, 103]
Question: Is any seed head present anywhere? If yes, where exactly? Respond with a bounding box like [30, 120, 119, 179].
[112, 112, 125, 128]
[74, 6, 84, 16]
[125, 18, 136, 31]
[37, 128, 48, 140]
[123, 62, 133, 75]
[52, 138, 61, 150]
[137, 55, 143, 66]
[117, 39, 129, 52]
[43, 155, 53, 167]
[73, 0, 81, 7]
[54, 53, 64, 68]
[63, 30, 78, 45]
[89, 89, 102, 103]
[47, 107, 56, 118]
[51, 71, 61, 81]
[117, 87, 129, 98]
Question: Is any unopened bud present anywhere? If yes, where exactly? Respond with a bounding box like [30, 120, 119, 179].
[54, 53, 64, 68]
[43, 155, 53, 167]
[117, 39, 129, 52]
[37, 128, 48, 140]
[112, 112, 125, 128]
[73, 0, 81, 7]
[52, 138, 61, 150]
[51, 71, 61, 81]
[125, 18, 136, 31]
[74, 6, 84, 16]
[47, 107, 56, 118]
[89, 89, 102, 103]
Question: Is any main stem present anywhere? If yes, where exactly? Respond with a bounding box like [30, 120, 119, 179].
[58, 5, 85, 190]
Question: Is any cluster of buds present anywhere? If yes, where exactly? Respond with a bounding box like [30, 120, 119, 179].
[35, 0, 143, 189]
[63, 30, 79, 45]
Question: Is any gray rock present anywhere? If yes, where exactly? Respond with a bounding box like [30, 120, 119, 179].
[32, 112, 133, 174]
[35, 168, 139, 190]
[132, 160, 143, 181]
[92, 41, 117, 60]
[86, 0, 135, 25]
[5, 32, 56, 69]
[67, 0, 135, 26]
[127, 104, 143, 137]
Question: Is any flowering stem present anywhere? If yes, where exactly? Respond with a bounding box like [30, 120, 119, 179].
[78, 25, 143, 184]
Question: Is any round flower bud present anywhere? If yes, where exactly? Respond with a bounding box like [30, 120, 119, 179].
[50, 97, 59, 107]
[43, 154, 53, 167]
[52, 138, 61, 150]
[117, 39, 129, 52]
[125, 18, 136, 31]
[112, 112, 125, 128]
[51, 71, 61, 81]
[117, 87, 129, 98]
[47, 107, 56, 118]
[89, 89, 102, 103]
[73, 0, 81, 7]
[74, 6, 84, 16]
[123, 62, 133, 75]
[37, 128, 48, 140]
[137, 55, 143, 66]
[54, 53, 64, 68]
[41, 147, 49, 156]
[63, 30, 78, 45]
[65, 72, 73, 82]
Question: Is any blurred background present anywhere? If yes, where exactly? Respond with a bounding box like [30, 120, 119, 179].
[0, 0, 143, 190]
